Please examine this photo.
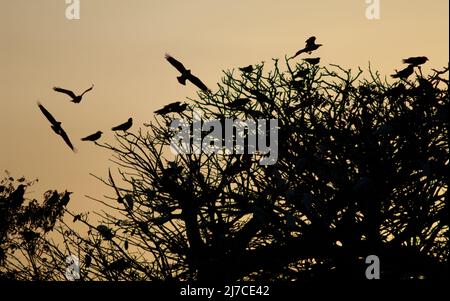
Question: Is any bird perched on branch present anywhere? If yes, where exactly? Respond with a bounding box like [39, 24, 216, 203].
[403, 56, 428, 67]
[303, 57, 321, 65]
[165, 54, 210, 92]
[227, 98, 251, 109]
[81, 131, 103, 142]
[291, 36, 323, 59]
[53, 84, 94, 104]
[37, 102, 76, 152]
[391, 65, 415, 79]
[154, 101, 188, 115]
[112, 118, 133, 132]
[239, 65, 253, 73]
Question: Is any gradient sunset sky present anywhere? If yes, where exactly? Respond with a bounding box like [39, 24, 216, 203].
[0, 0, 448, 214]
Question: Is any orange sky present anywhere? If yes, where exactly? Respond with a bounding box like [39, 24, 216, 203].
[0, 0, 448, 214]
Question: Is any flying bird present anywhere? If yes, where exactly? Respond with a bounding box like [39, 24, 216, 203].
[303, 57, 321, 65]
[112, 118, 133, 132]
[81, 131, 103, 142]
[391, 65, 415, 79]
[165, 54, 210, 92]
[291, 36, 323, 59]
[37, 102, 76, 151]
[53, 84, 94, 104]
[239, 65, 253, 73]
[154, 101, 188, 115]
[403, 56, 428, 67]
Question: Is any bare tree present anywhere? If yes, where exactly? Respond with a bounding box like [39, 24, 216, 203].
[2, 58, 448, 281]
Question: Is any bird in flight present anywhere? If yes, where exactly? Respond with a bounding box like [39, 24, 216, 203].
[165, 54, 210, 92]
[391, 65, 415, 79]
[291, 36, 323, 59]
[53, 84, 94, 103]
[81, 131, 103, 142]
[155, 101, 188, 115]
[303, 57, 321, 65]
[112, 118, 133, 132]
[239, 65, 253, 73]
[37, 102, 76, 152]
[403, 56, 428, 67]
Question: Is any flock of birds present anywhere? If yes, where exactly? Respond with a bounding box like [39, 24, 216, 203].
[37, 54, 211, 152]
[37, 38, 429, 152]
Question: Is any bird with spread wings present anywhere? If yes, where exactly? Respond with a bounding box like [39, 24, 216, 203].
[165, 54, 210, 92]
[291, 36, 323, 59]
[53, 84, 94, 103]
[37, 102, 76, 152]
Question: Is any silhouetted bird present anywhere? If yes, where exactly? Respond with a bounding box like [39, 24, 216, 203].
[112, 118, 133, 132]
[391, 65, 415, 79]
[165, 54, 210, 92]
[249, 89, 272, 104]
[227, 98, 251, 109]
[154, 101, 188, 115]
[403, 56, 428, 67]
[96, 225, 114, 240]
[37, 102, 76, 152]
[291, 36, 323, 59]
[9, 184, 26, 208]
[239, 65, 253, 73]
[303, 57, 320, 65]
[60, 191, 72, 207]
[81, 131, 103, 142]
[53, 84, 94, 103]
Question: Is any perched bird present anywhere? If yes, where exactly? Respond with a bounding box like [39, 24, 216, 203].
[303, 57, 321, 65]
[53, 84, 94, 104]
[96, 225, 114, 240]
[60, 191, 72, 207]
[391, 65, 415, 79]
[8, 184, 26, 208]
[239, 65, 253, 73]
[165, 54, 210, 92]
[403, 56, 428, 67]
[227, 98, 251, 109]
[291, 36, 323, 59]
[37, 102, 76, 151]
[154, 101, 188, 115]
[81, 131, 103, 142]
[249, 89, 272, 104]
[112, 118, 133, 132]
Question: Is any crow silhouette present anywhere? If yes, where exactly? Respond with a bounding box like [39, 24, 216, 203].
[291, 36, 323, 59]
[112, 118, 133, 132]
[239, 65, 253, 73]
[403, 56, 428, 67]
[165, 54, 210, 92]
[227, 98, 251, 109]
[53, 84, 94, 103]
[81, 131, 103, 142]
[154, 102, 188, 115]
[303, 57, 321, 65]
[8, 184, 26, 208]
[391, 65, 415, 79]
[37, 102, 76, 151]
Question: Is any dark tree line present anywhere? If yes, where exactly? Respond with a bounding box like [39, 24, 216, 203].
[0, 57, 448, 281]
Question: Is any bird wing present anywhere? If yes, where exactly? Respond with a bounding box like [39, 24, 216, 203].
[81, 84, 94, 96]
[58, 127, 75, 151]
[165, 54, 187, 74]
[187, 74, 210, 92]
[305, 36, 316, 45]
[53, 87, 77, 99]
[37, 102, 58, 126]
